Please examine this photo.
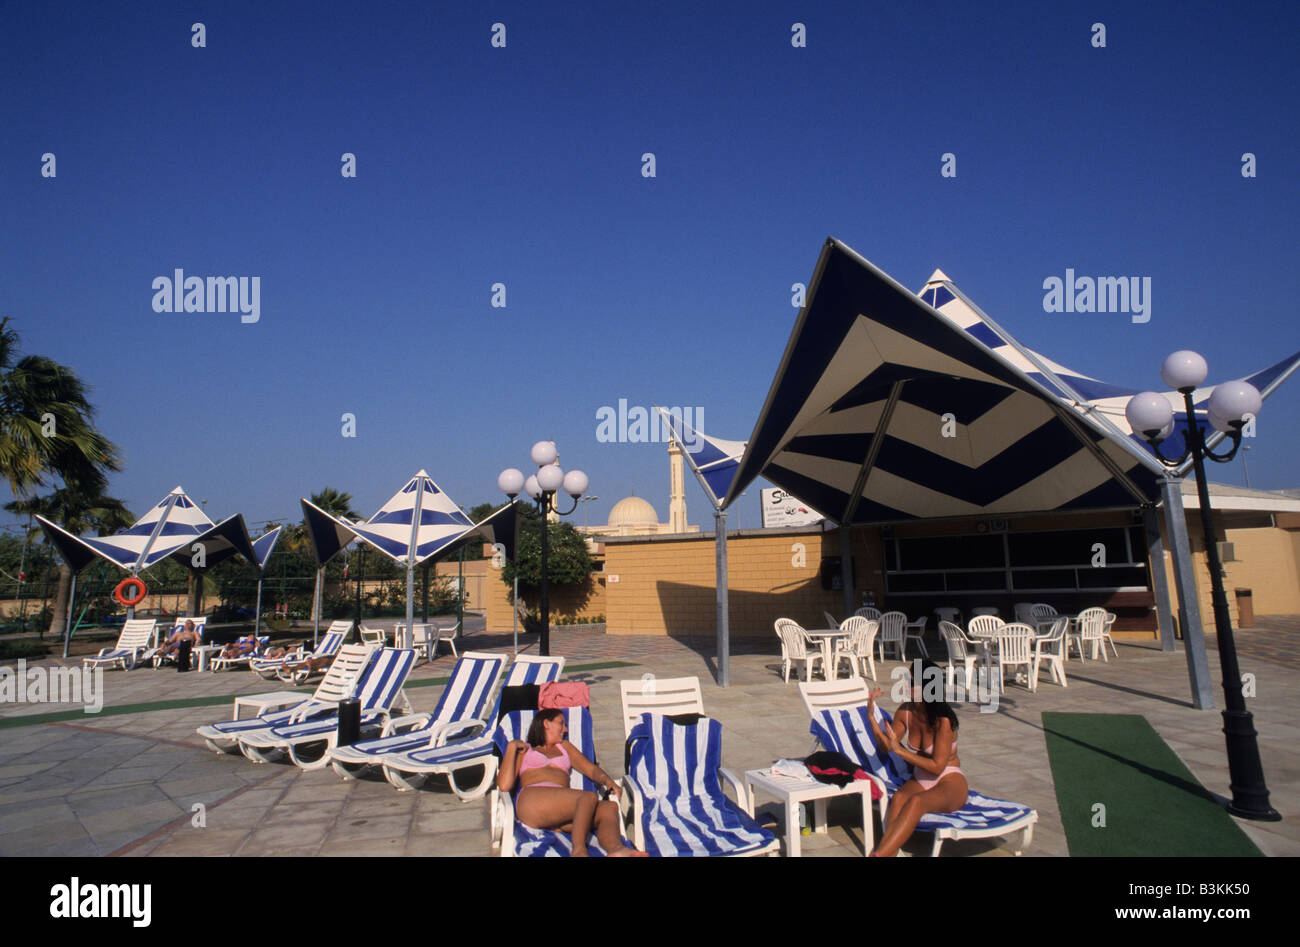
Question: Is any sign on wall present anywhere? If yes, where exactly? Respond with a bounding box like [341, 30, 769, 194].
[760, 488, 824, 528]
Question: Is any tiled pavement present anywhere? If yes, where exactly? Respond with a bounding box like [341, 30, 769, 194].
[1, 616, 1297, 857]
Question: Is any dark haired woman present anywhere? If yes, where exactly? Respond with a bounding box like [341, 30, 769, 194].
[497, 708, 646, 857]
[866, 661, 967, 856]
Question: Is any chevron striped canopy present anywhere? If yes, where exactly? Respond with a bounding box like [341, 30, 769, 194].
[725, 239, 1300, 525]
[37, 486, 256, 574]
[300, 471, 517, 568]
[653, 406, 746, 510]
[919, 271, 1300, 481]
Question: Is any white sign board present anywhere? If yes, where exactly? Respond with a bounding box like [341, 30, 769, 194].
[760, 488, 824, 528]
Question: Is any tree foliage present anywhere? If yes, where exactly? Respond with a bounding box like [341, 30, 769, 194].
[500, 517, 591, 590]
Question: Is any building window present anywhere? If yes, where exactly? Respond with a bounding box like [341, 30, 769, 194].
[884, 525, 1147, 596]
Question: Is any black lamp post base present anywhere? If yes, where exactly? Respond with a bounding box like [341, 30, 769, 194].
[1221, 708, 1281, 821]
[1226, 800, 1281, 822]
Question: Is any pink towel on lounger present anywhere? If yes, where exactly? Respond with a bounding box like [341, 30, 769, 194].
[538, 681, 590, 709]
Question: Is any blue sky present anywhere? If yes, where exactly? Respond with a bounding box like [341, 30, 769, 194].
[2, 0, 1297, 534]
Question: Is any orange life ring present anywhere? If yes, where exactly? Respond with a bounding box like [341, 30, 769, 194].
[114, 577, 147, 607]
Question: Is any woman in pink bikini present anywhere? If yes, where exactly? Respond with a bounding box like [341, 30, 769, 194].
[866, 661, 968, 856]
[497, 708, 646, 857]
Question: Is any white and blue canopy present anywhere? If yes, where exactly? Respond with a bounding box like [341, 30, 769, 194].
[653, 406, 747, 510]
[725, 239, 1300, 524]
[300, 470, 517, 569]
[251, 525, 283, 574]
[37, 486, 257, 574]
[919, 271, 1300, 481]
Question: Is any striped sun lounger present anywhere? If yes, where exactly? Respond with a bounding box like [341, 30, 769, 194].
[366, 654, 561, 797]
[236, 647, 415, 769]
[83, 619, 157, 671]
[623, 713, 778, 857]
[248, 623, 351, 680]
[494, 706, 634, 857]
[196, 643, 376, 753]
[806, 695, 1037, 856]
[328, 649, 516, 788]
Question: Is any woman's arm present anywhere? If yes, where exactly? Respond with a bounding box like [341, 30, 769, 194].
[890, 718, 956, 777]
[496, 740, 527, 792]
[565, 742, 620, 798]
[866, 689, 904, 753]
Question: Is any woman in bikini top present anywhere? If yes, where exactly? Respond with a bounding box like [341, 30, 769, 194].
[866, 659, 969, 856]
[497, 708, 646, 857]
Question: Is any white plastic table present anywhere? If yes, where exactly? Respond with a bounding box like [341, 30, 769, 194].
[194, 644, 222, 672]
[803, 629, 849, 680]
[232, 690, 305, 719]
[743, 768, 877, 857]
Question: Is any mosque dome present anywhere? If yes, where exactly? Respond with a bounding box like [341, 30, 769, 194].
[607, 496, 660, 528]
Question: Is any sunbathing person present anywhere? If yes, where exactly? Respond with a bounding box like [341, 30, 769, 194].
[157, 619, 201, 660]
[866, 660, 968, 857]
[279, 652, 335, 676]
[217, 635, 258, 660]
[497, 708, 646, 857]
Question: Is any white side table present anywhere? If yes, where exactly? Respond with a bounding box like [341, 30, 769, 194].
[194, 644, 222, 672]
[743, 768, 878, 857]
[233, 690, 306, 719]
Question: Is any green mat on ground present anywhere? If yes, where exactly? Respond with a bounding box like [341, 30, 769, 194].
[1042, 712, 1261, 857]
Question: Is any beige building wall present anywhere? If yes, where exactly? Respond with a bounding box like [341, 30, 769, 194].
[1219, 525, 1300, 618]
[484, 568, 607, 632]
[434, 560, 489, 610]
[603, 528, 863, 637]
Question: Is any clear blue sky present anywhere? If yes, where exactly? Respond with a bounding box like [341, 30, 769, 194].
[3, 0, 1297, 534]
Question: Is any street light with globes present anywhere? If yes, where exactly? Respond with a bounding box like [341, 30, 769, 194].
[498, 441, 589, 657]
[1125, 351, 1278, 821]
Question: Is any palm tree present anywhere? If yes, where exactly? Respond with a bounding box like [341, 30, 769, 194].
[7, 487, 133, 637]
[0, 318, 121, 497]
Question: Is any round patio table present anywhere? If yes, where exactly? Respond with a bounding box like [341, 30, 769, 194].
[803, 629, 850, 681]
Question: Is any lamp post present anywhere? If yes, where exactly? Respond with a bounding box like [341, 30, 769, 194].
[578, 495, 599, 530]
[1125, 351, 1279, 821]
[498, 442, 589, 657]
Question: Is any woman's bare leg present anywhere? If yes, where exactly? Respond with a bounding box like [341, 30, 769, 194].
[593, 800, 644, 855]
[872, 777, 968, 857]
[569, 792, 600, 856]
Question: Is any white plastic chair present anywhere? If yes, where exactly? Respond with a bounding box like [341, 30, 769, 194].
[967, 614, 1004, 640]
[904, 615, 929, 657]
[1013, 603, 1037, 624]
[971, 606, 1000, 618]
[774, 619, 824, 685]
[855, 606, 882, 623]
[994, 624, 1035, 694]
[1101, 612, 1119, 658]
[823, 610, 839, 628]
[834, 616, 878, 680]
[934, 606, 962, 627]
[1030, 617, 1069, 691]
[1069, 607, 1108, 661]
[938, 621, 978, 691]
[877, 611, 908, 661]
[433, 620, 460, 658]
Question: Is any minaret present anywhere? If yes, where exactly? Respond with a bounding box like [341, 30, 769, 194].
[668, 440, 687, 533]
